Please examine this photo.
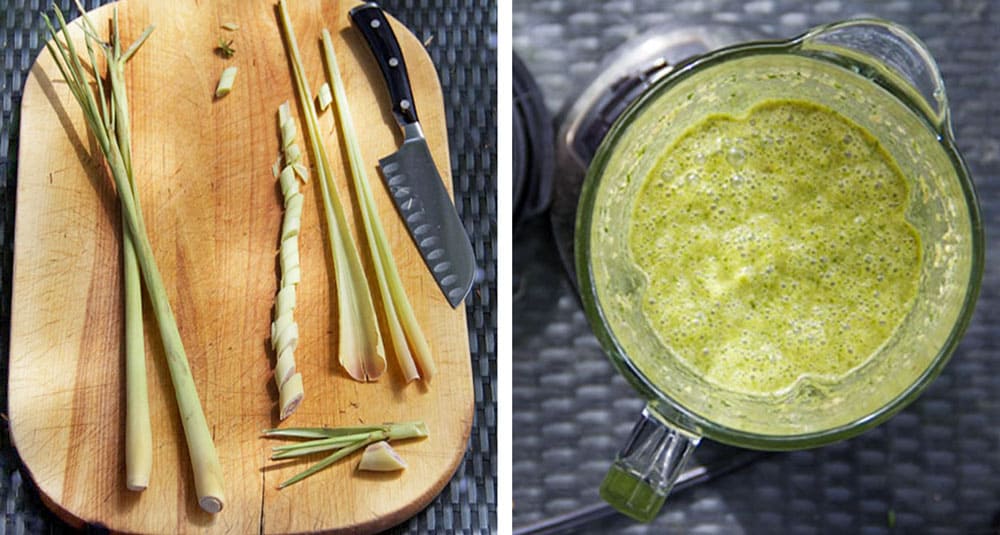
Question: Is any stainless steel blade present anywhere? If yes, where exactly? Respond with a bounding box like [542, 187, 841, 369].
[379, 128, 476, 308]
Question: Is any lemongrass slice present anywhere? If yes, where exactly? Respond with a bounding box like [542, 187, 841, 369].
[357, 441, 407, 471]
[215, 66, 237, 97]
[321, 30, 435, 381]
[221, 22, 240, 31]
[279, 373, 304, 420]
[278, 0, 385, 381]
[317, 83, 332, 111]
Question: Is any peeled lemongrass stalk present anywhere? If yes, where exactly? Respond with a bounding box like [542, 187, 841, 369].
[317, 83, 332, 111]
[43, 2, 224, 512]
[261, 422, 428, 487]
[277, 0, 385, 381]
[357, 441, 407, 472]
[321, 30, 435, 381]
[272, 101, 307, 420]
[215, 66, 237, 97]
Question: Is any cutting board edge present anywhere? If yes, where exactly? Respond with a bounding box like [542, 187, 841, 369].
[8, 1, 478, 533]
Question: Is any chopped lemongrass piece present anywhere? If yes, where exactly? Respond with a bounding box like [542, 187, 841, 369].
[221, 22, 240, 31]
[278, 0, 385, 381]
[357, 441, 407, 471]
[321, 30, 436, 381]
[43, 2, 224, 512]
[317, 83, 332, 111]
[215, 66, 237, 97]
[263, 422, 428, 487]
[272, 102, 307, 420]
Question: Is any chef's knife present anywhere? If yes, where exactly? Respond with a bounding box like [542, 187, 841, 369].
[350, 2, 476, 308]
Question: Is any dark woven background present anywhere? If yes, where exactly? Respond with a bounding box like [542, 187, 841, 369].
[0, 0, 496, 533]
[514, 1, 1000, 533]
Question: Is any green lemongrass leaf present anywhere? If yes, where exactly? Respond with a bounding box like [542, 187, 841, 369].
[277, 0, 385, 381]
[271, 435, 377, 460]
[321, 30, 436, 380]
[277, 438, 372, 489]
[262, 425, 384, 439]
[44, 3, 224, 512]
[120, 24, 155, 63]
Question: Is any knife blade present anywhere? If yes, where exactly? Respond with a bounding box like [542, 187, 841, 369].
[350, 2, 476, 308]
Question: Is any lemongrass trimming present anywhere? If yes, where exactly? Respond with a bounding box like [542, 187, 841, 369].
[215, 65, 237, 97]
[272, 101, 305, 420]
[43, 3, 225, 513]
[262, 422, 427, 487]
[357, 441, 407, 472]
[220, 22, 239, 31]
[277, 0, 385, 381]
[321, 30, 436, 381]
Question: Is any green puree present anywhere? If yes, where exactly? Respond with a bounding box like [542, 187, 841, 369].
[628, 100, 921, 396]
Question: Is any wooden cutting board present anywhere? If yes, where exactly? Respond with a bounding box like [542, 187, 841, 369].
[9, 0, 473, 532]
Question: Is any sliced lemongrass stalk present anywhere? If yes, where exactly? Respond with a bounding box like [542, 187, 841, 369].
[104, 9, 152, 492]
[277, 0, 385, 381]
[278, 373, 304, 420]
[321, 30, 435, 381]
[317, 83, 332, 111]
[357, 441, 407, 471]
[221, 22, 240, 31]
[44, 2, 224, 513]
[272, 102, 307, 420]
[215, 66, 237, 97]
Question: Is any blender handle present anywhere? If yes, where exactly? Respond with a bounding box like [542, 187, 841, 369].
[599, 404, 700, 523]
[797, 18, 952, 137]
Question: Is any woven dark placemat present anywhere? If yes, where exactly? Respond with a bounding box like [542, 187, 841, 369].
[0, 1, 496, 533]
[513, 1, 1000, 533]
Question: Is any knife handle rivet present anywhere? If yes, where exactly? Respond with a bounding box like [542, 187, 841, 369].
[370, 19, 381, 29]
[389, 57, 399, 67]
[400, 99, 411, 110]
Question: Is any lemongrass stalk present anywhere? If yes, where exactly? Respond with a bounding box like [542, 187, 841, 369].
[321, 30, 436, 380]
[261, 424, 386, 439]
[277, 0, 385, 381]
[107, 9, 152, 491]
[44, 3, 224, 512]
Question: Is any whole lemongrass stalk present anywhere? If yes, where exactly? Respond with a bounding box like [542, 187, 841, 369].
[321, 30, 435, 381]
[277, 0, 386, 381]
[262, 421, 428, 488]
[102, 10, 152, 492]
[42, 3, 224, 513]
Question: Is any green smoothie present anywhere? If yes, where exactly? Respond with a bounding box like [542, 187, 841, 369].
[629, 99, 921, 396]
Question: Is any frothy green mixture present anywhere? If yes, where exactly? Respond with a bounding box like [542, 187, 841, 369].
[629, 100, 921, 396]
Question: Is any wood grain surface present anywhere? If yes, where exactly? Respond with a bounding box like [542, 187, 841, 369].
[8, 0, 473, 532]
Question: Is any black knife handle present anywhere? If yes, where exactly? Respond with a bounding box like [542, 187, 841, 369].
[350, 3, 418, 127]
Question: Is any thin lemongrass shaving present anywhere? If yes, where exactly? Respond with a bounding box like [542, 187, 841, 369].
[43, 2, 224, 513]
[277, 0, 385, 381]
[321, 30, 435, 381]
[357, 441, 407, 471]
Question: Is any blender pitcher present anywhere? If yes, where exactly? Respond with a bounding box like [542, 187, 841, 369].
[575, 19, 983, 523]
